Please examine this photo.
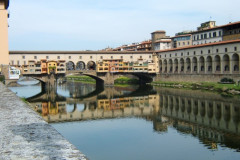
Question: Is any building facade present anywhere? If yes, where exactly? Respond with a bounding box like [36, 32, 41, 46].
[157, 40, 240, 80]
[9, 51, 153, 71]
[0, 0, 9, 65]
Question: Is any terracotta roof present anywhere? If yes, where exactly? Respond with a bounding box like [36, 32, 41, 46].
[156, 39, 240, 53]
[192, 21, 240, 34]
[151, 30, 166, 34]
[9, 50, 153, 54]
[172, 34, 192, 38]
[155, 40, 172, 43]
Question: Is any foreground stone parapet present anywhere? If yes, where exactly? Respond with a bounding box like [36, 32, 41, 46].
[0, 83, 87, 160]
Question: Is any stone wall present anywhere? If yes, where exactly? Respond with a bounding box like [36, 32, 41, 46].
[0, 82, 88, 160]
[156, 74, 240, 82]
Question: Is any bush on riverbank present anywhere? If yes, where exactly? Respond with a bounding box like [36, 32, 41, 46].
[66, 75, 96, 83]
[0, 75, 5, 83]
[114, 76, 139, 85]
[151, 81, 240, 95]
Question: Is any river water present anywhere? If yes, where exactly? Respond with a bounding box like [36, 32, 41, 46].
[8, 81, 240, 160]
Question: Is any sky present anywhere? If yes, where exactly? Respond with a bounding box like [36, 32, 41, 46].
[8, 0, 240, 51]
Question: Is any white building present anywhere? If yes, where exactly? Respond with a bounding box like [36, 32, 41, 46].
[154, 39, 172, 51]
[192, 21, 223, 45]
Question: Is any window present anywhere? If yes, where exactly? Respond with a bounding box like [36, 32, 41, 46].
[140, 56, 142, 59]
[183, 42, 185, 45]
[216, 49, 219, 53]
[24, 61, 26, 65]
[181, 52, 183, 56]
[197, 35, 199, 40]
[100, 56, 103, 59]
[170, 54, 171, 57]
[79, 56, 82, 59]
[121, 56, 123, 59]
[187, 52, 189, 55]
[201, 50, 203, 54]
[209, 33, 211, 38]
[194, 51, 196, 55]
[234, 47, 237, 51]
[22, 56, 25, 59]
[225, 48, 228, 52]
[46, 56, 49, 59]
[111, 56, 113, 59]
[201, 34, 203, 39]
[69, 56, 71, 59]
[11, 61, 14, 65]
[204, 34, 207, 39]
[57, 56, 60, 59]
[149, 55, 151, 58]
[213, 32, 216, 37]
[175, 53, 177, 56]
[34, 56, 37, 59]
[130, 56, 133, 59]
[17, 61, 20, 65]
[219, 31, 222, 36]
[208, 50, 211, 54]
[90, 56, 92, 59]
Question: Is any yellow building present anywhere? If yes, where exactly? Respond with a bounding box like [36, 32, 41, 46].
[47, 60, 57, 74]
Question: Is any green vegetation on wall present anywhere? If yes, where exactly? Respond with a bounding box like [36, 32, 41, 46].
[0, 75, 5, 83]
[114, 76, 139, 85]
[66, 75, 96, 83]
[151, 81, 240, 96]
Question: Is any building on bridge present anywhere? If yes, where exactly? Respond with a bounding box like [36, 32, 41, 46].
[20, 59, 66, 76]
[9, 51, 154, 71]
[96, 54, 159, 74]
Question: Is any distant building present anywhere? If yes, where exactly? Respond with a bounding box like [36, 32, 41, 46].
[151, 30, 171, 51]
[192, 21, 223, 45]
[192, 21, 240, 46]
[137, 40, 152, 51]
[172, 31, 192, 48]
[222, 21, 240, 41]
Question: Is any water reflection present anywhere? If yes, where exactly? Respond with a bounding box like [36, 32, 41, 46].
[155, 87, 240, 152]
[9, 81, 240, 157]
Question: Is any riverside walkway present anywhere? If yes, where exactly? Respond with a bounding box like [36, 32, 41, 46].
[0, 82, 87, 160]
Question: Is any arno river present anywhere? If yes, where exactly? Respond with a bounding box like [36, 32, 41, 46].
[8, 81, 240, 160]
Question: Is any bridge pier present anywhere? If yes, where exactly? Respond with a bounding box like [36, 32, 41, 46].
[103, 72, 115, 86]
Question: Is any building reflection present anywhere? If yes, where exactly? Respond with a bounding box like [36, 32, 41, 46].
[154, 87, 240, 152]
[30, 85, 240, 152]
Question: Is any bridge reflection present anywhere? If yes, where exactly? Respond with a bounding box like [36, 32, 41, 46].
[27, 84, 240, 152]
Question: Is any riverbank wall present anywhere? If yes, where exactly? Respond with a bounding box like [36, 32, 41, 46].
[156, 74, 240, 83]
[0, 82, 87, 160]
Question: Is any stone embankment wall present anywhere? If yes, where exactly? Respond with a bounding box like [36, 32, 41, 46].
[0, 82, 87, 160]
[156, 74, 240, 82]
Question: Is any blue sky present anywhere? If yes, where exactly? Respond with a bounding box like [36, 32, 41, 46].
[8, 0, 240, 51]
